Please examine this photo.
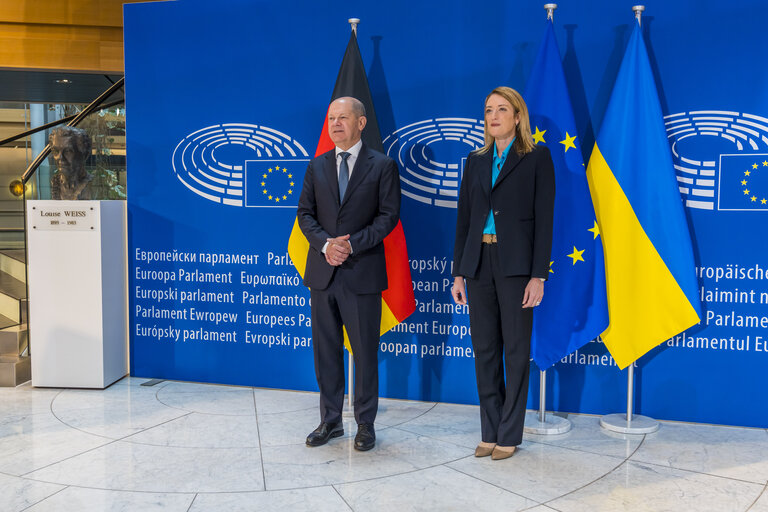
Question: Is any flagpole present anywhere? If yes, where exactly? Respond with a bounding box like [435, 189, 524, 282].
[524, 367, 571, 434]
[344, 347, 353, 418]
[599, 362, 659, 434]
[598, 5, 660, 436]
[342, 16, 360, 421]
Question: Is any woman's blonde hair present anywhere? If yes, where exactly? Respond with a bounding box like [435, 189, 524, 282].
[478, 86, 535, 156]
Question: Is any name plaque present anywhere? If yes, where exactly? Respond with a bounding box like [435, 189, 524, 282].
[31, 205, 97, 231]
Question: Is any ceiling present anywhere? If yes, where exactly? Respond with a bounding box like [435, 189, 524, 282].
[0, 69, 124, 105]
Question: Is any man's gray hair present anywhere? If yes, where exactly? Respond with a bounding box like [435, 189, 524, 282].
[333, 96, 366, 117]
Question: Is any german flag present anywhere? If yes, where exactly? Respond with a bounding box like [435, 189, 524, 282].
[287, 29, 415, 348]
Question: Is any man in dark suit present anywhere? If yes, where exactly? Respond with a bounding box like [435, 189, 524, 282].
[297, 96, 400, 451]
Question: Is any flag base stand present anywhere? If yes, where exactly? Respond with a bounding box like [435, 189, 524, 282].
[524, 410, 572, 435]
[599, 364, 660, 434]
[523, 369, 572, 435]
[599, 413, 659, 434]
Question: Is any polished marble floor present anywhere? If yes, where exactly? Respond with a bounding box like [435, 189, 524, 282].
[0, 377, 766, 511]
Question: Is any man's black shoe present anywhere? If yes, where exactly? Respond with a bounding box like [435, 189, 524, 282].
[354, 423, 376, 451]
[306, 422, 344, 447]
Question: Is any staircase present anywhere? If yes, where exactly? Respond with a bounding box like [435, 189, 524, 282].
[0, 249, 30, 386]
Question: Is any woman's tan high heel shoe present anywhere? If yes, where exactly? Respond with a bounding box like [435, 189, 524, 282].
[474, 442, 496, 457]
[491, 445, 516, 460]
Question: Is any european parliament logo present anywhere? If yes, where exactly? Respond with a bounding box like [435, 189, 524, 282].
[383, 118, 484, 209]
[171, 123, 309, 207]
[665, 111, 768, 212]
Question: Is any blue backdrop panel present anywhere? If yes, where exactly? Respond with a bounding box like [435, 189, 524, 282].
[125, 0, 768, 427]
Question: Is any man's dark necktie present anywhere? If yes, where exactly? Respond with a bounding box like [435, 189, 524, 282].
[338, 151, 350, 200]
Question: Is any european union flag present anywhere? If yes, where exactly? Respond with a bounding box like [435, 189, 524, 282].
[244, 159, 307, 207]
[718, 153, 768, 210]
[525, 20, 609, 370]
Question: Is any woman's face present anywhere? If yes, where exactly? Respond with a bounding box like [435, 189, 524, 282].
[485, 94, 519, 142]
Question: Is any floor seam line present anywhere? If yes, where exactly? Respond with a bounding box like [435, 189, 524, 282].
[17, 484, 68, 512]
[253, 388, 268, 492]
[48, 389, 189, 441]
[392, 423, 636, 463]
[331, 484, 356, 511]
[253, 451, 477, 492]
[117, 412, 195, 442]
[186, 492, 198, 512]
[541, 434, 647, 507]
[18, 411, 194, 478]
[626, 433, 766, 485]
[381, 402, 439, 428]
[627, 456, 768, 486]
[444, 464, 544, 506]
[526, 441, 635, 460]
[745, 480, 768, 511]
[391, 424, 475, 451]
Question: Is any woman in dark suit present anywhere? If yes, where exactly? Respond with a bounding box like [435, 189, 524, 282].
[451, 86, 555, 460]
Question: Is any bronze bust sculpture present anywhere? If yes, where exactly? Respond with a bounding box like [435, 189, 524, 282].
[50, 126, 93, 200]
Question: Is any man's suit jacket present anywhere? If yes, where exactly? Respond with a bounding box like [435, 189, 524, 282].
[297, 143, 400, 294]
[453, 144, 555, 280]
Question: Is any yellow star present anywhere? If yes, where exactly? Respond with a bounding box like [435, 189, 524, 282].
[290, 182, 295, 186]
[268, 168, 273, 173]
[588, 221, 600, 239]
[745, 170, 751, 176]
[283, 167, 288, 172]
[560, 132, 577, 152]
[751, 196, 757, 202]
[288, 190, 293, 194]
[763, 161, 768, 166]
[262, 189, 267, 194]
[753, 163, 759, 169]
[762, 198, 767, 204]
[275, 197, 280, 202]
[567, 246, 585, 265]
[532, 126, 546, 145]
[741, 180, 748, 186]
[283, 195, 287, 200]
[549, 261, 554, 274]
[744, 189, 750, 195]
[261, 181, 266, 186]
[288, 174, 293, 178]
[262, 174, 267, 179]
[268, 195, 273, 200]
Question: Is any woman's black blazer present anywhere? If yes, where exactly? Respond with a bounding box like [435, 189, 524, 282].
[453, 144, 555, 280]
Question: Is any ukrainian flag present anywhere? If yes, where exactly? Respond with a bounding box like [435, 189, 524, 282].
[586, 21, 701, 369]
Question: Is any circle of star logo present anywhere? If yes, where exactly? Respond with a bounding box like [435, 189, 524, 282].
[741, 161, 766, 206]
[261, 166, 295, 203]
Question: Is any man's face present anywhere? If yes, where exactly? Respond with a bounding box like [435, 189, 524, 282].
[327, 99, 366, 150]
[50, 134, 77, 175]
